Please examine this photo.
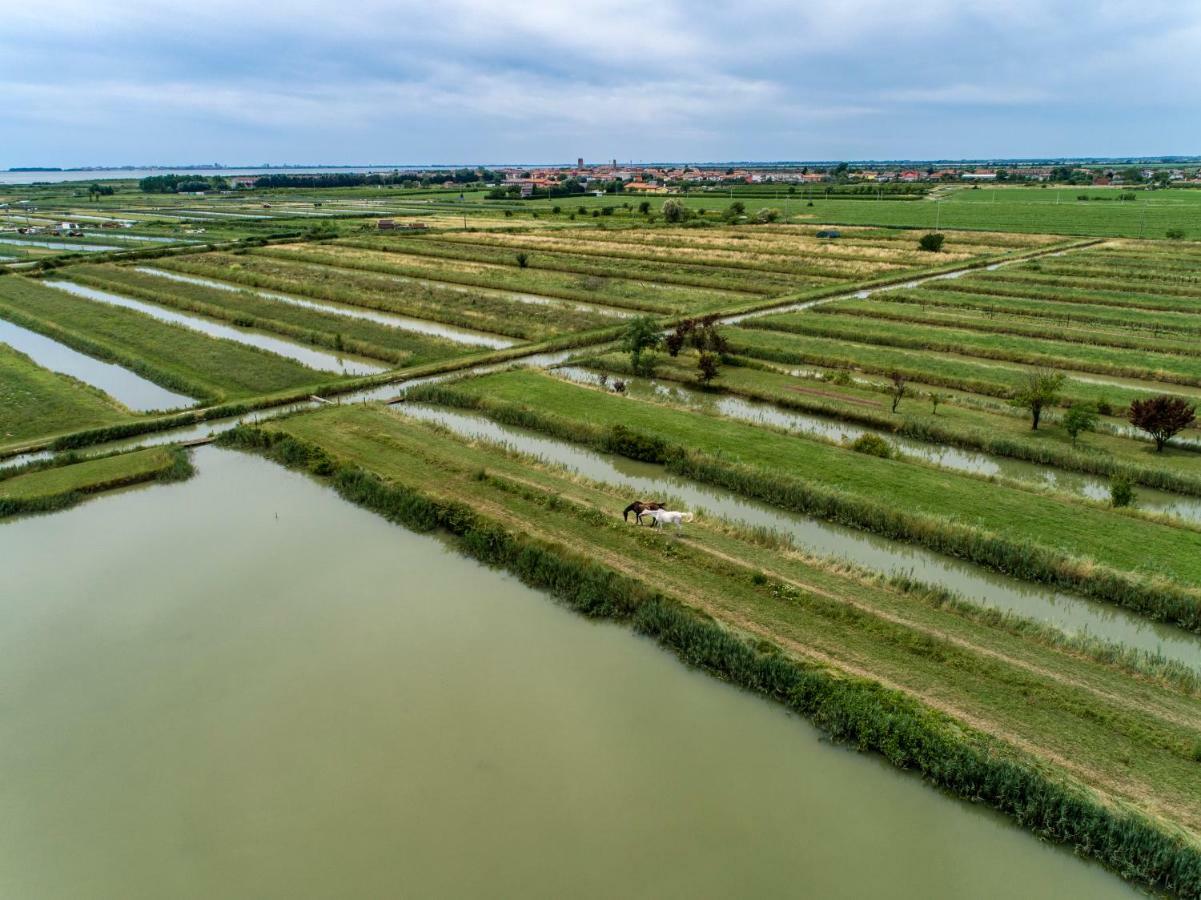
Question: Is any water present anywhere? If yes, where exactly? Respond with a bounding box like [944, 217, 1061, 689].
[44, 281, 385, 376]
[0, 238, 121, 252]
[0, 446, 1137, 899]
[395, 403, 1201, 668]
[0, 319, 194, 412]
[552, 367, 1201, 523]
[134, 267, 516, 349]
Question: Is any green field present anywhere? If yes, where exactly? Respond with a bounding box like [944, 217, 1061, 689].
[0, 277, 330, 402]
[0, 445, 191, 516]
[65, 264, 475, 367]
[0, 342, 132, 448]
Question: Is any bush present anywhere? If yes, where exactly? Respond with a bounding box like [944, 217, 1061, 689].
[661, 198, 686, 223]
[1110, 476, 1135, 508]
[918, 233, 945, 252]
[848, 433, 894, 458]
[515, 252, 529, 268]
[1166, 229, 1185, 240]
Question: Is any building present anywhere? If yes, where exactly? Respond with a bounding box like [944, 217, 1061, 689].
[377, 219, 396, 230]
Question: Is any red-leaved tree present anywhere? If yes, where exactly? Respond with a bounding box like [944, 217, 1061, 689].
[1128, 396, 1197, 452]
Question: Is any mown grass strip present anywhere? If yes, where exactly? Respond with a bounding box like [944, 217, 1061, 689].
[0, 277, 328, 403]
[749, 310, 1201, 388]
[579, 351, 1201, 496]
[0, 445, 192, 518]
[407, 370, 1201, 631]
[0, 342, 132, 448]
[66, 263, 471, 367]
[216, 421, 1201, 897]
[154, 250, 617, 339]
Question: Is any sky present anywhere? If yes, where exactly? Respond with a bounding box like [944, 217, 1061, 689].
[4, 0, 1200, 167]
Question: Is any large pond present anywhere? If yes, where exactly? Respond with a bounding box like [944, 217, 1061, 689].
[0, 447, 1135, 899]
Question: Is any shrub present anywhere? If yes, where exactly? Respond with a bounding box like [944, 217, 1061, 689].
[515, 252, 529, 268]
[696, 351, 720, 385]
[1110, 476, 1135, 508]
[1063, 402, 1098, 447]
[918, 233, 945, 253]
[849, 433, 894, 459]
[1166, 229, 1186, 240]
[928, 391, 949, 415]
[754, 207, 781, 224]
[661, 198, 686, 223]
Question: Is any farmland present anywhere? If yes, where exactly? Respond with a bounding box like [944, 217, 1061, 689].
[3, 178, 1201, 896]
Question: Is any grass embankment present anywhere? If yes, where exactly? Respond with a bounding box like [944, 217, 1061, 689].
[281, 240, 746, 313]
[410, 369, 1201, 630]
[0, 342, 132, 449]
[818, 296, 1201, 354]
[874, 283, 1201, 334]
[726, 325, 1201, 411]
[153, 251, 618, 340]
[336, 233, 793, 295]
[0, 277, 329, 403]
[0, 445, 191, 517]
[578, 351, 1201, 494]
[750, 310, 1201, 388]
[218, 404, 1201, 896]
[65, 264, 473, 367]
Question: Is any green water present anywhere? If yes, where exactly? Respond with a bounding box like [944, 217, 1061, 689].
[0, 448, 1138, 899]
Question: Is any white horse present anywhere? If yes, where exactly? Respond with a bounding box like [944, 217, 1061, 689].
[646, 509, 693, 531]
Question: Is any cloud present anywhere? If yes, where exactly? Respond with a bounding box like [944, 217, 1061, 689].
[2, 0, 1199, 165]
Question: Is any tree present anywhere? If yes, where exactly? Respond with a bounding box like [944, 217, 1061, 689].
[928, 391, 948, 415]
[515, 252, 529, 268]
[622, 315, 662, 376]
[918, 232, 945, 252]
[638, 200, 651, 215]
[661, 198, 686, 223]
[696, 351, 720, 385]
[1128, 395, 1197, 451]
[1011, 368, 1065, 430]
[754, 207, 781, 223]
[888, 371, 907, 413]
[1062, 402, 1098, 447]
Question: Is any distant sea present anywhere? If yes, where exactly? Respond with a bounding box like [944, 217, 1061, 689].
[0, 166, 419, 186]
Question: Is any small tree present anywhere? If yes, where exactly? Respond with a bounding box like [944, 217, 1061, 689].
[753, 207, 781, 223]
[515, 252, 529, 268]
[928, 391, 948, 415]
[1011, 368, 1065, 430]
[1062, 402, 1098, 447]
[661, 198, 686, 223]
[623, 315, 662, 376]
[1166, 228, 1185, 240]
[696, 351, 720, 385]
[1128, 395, 1197, 451]
[888, 371, 907, 413]
[918, 232, 946, 252]
[638, 200, 651, 215]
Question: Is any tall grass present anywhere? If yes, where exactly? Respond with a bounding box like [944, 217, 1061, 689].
[217, 423, 1201, 897]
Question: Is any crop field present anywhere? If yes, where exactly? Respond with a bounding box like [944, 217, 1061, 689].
[4, 178, 1201, 893]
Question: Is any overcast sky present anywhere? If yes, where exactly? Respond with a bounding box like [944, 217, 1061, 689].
[4, 0, 1199, 167]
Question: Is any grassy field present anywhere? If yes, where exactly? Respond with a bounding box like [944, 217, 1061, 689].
[725, 324, 1201, 411]
[412, 369, 1201, 624]
[0, 445, 191, 516]
[0, 277, 330, 402]
[224, 403, 1201, 891]
[64, 264, 475, 367]
[152, 250, 624, 340]
[0, 342, 132, 448]
[574, 350, 1201, 492]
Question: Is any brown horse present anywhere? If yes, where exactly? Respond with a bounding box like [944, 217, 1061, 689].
[623, 500, 666, 524]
